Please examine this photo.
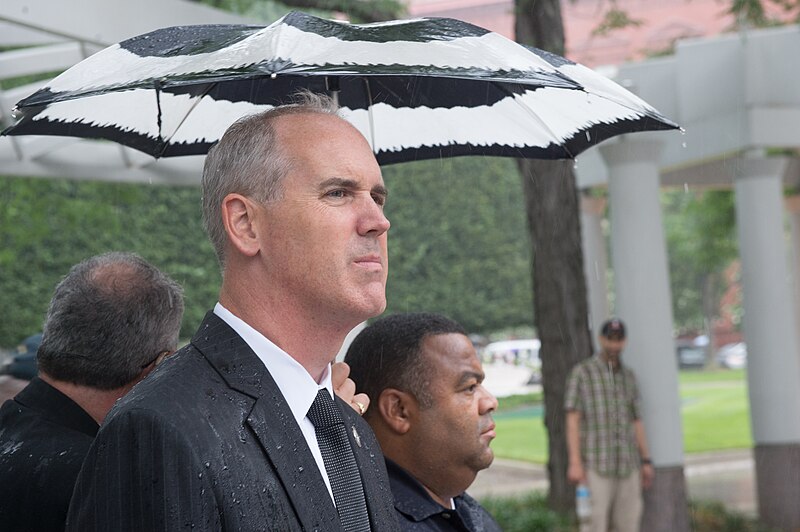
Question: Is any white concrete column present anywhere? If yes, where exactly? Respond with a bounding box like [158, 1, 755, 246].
[735, 159, 800, 443]
[601, 139, 683, 465]
[734, 156, 800, 530]
[783, 195, 800, 343]
[601, 138, 688, 532]
[580, 194, 610, 340]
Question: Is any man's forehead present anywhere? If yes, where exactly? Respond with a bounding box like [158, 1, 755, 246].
[423, 333, 481, 370]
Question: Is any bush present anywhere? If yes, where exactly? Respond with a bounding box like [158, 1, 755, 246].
[479, 494, 776, 532]
[479, 491, 572, 532]
[689, 501, 777, 532]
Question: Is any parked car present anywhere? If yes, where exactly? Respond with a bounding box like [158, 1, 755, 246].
[0, 333, 41, 380]
[716, 342, 747, 369]
[675, 336, 708, 369]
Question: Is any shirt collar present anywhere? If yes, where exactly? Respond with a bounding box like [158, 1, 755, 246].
[213, 302, 333, 425]
[385, 458, 459, 521]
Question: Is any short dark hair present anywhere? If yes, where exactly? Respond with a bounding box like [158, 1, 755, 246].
[601, 318, 626, 339]
[344, 312, 467, 412]
[37, 252, 184, 390]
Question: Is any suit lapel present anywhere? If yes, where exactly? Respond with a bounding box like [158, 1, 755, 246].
[191, 312, 341, 531]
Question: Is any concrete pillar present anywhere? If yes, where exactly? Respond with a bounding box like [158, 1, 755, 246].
[784, 195, 800, 343]
[600, 138, 690, 532]
[580, 193, 610, 344]
[734, 156, 800, 531]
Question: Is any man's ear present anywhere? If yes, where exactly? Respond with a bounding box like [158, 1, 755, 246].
[221, 193, 261, 257]
[377, 388, 416, 435]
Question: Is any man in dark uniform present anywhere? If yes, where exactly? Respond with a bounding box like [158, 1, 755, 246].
[346, 312, 501, 531]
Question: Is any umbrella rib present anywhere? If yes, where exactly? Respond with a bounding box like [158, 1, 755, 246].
[505, 83, 577, 158]
[158, 83, 217, 157]
[362, 78, 377, 152]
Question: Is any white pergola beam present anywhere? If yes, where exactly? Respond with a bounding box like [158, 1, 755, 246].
[0, 42, 87, 79]
[0, 21, 64, 46]
[0, 0, 251, 47]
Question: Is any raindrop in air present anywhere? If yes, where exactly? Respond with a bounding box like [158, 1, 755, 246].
[681, 142, 687, 148]
[680, 127, 686, 135]
[684, 183, 689, 193]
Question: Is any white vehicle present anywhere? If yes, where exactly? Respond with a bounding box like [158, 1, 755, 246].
[716, 342, 747, 369]
[483, 339, 542, 384]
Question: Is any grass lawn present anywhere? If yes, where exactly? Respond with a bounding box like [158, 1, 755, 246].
[492, 369, 751, 463]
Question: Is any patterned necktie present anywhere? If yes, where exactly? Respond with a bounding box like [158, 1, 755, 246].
[307, 389, 371, 532]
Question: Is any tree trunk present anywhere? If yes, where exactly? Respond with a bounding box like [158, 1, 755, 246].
[514, 0, 593, 514]
[517, 158, 593, 513]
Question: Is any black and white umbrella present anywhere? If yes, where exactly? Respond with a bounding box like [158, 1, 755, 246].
[4, 11, 678, 164]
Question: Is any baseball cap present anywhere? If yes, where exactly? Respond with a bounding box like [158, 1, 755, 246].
[601, 318, 626, 339]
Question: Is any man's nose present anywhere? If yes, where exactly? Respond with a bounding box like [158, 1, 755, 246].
[480, 386, 499, 414]
[358, 197, 391, 236]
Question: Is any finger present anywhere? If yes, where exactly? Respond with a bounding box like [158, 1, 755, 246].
[338, 377, 356, 401]
[353, 393, 370, 413]
[331, 361, 351, 389]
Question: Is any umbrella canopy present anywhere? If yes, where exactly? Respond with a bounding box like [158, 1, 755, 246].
[4, 11, 678, 164]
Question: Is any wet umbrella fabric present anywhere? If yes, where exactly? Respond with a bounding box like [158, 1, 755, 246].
[4, 11, 678, 164]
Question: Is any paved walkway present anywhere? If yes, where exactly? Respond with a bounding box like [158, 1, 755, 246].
[469, 449, 756, 515]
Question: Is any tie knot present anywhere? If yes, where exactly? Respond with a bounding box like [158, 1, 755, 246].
[307, 389, 343, 428]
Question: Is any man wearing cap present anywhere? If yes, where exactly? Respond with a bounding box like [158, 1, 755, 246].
[565, 318, 654, 532]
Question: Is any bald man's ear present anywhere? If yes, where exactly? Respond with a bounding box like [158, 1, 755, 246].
[221, 193, 261, 257]
[377, 388, 416, 435]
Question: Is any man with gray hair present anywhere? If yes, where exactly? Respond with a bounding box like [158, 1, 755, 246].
[0, 252, 184, 532]
[68, 94, 398, 531]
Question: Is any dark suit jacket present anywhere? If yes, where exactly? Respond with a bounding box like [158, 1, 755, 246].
[66, 312, 399, 531]
[0, 377, 99, 532]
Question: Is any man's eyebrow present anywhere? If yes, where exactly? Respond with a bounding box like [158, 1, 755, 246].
[456, 370, 484, 387]
[318, 178, 388, 198]
[319, 177, 359, 190]
[372, 184, 388, 199]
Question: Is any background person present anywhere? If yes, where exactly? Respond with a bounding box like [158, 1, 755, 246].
[565, 318, 654, 532]
[67, 94, 398, 531]
[345, 312, 501, 531]
[0, 252, 184, 532]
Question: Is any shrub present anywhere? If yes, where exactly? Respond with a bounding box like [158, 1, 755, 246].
[479, 491, 572, 532]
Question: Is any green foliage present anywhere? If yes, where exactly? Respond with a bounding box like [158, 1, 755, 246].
[479, 492, 774, 532]
[382, 157, 533, 334]
[192, 0, 405, 23]
[479, 491, 572, 532]
[0, 156, 532, 346]
[662, 189, 738, 331]
[0, 176, 219, 347]
[591, 5, 644, 37]
[689, 500, 778, 531]
[727, 0, 800, 26]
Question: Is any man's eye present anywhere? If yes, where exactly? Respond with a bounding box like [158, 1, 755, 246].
[326, 189, 347, 198]
[372, 194, 386, 206]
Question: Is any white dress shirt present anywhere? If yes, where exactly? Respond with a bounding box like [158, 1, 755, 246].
[214, 303, 336, 503]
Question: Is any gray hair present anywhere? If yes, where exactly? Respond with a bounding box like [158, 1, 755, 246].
[37, 252, 184, 390]
[201, 91, 341, 267]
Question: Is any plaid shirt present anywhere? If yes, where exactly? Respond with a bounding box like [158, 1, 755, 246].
[565, 354, 642, 478]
